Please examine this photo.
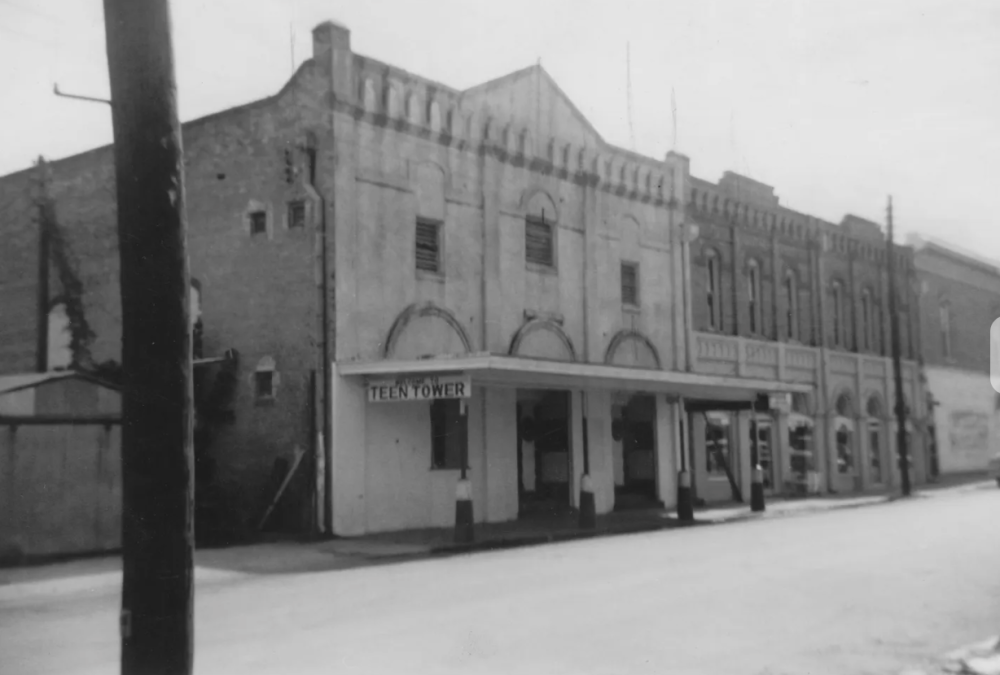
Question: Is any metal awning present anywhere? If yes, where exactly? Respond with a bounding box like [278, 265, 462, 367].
[336, 353, 812, 402]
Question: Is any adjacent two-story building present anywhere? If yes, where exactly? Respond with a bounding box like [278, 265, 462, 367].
[909, 234, 1000, 476]
[0, 20, 935, 540]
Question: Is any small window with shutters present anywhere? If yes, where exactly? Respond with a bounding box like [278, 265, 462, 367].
[621, 261, 639, 307]
[415, 218, 442, 274]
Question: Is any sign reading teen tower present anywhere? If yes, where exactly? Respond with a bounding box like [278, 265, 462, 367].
[367, 374, 472, 403]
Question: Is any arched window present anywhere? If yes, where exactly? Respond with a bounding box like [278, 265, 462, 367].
[747, 259, 761, 334]
[524, 191, 557, 268]
[939, 301, 952, 359]
[190, 280, 203, 360]
[834, 393, 855, 476]
[860, 288, 872, 352]
[784, 270, 797, 341]
[706, 250, 722, 330]
[831, 280, 845, 347]
[47, 301, 72, 370]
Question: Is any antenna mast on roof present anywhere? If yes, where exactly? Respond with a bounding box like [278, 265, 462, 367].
[671, 87, 677, 152]
[626, 42, 635, 151]
[290, 23, 295, 74]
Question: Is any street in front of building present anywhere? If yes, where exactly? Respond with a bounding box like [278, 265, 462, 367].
[2, 485, 997, 675]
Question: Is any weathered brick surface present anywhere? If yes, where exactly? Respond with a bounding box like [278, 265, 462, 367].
[914, 241, 1000, 373]
[687, 180, 916, 359]
[0, 64, 335, 535]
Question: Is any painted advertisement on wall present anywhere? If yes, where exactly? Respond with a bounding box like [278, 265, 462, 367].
[948, 411, 989, 455]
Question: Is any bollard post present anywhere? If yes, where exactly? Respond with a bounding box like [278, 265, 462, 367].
[454, 478, 474, 544]
[750, 465, 766, 512]
[677, 470, 694, 521]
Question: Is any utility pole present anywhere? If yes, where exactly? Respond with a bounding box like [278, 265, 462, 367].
[35, 158, 51, 373]
[886, 196, 912, 497]
[103, 0, 195, 673]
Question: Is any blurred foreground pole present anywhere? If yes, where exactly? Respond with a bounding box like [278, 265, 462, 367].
[886, 196, 912, 498]
[103, 0, 195, 673]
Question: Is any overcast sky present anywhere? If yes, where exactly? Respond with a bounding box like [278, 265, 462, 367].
[2, 0, 998, 257]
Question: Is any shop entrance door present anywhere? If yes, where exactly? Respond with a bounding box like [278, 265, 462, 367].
[750, 416, 777, 494]
[615, 394, 658, 509]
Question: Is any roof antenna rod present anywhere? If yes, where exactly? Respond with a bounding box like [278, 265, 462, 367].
[53, 83, 111, 106]
[626, 42, 635, 151]
[671, 87, 677, 152]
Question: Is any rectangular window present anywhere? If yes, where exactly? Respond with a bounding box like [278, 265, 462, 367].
[621, 262, 639, 307]
[707, 256, 719, 329]
[525, 217, 554, 267]
[250, 210, 267, 236]
[431, 399, 466, 470]
[254, 371, 274, 399]
[288, 201, 306, 229]
[415, 219, 441, 273]
[784, 275, 796, 340]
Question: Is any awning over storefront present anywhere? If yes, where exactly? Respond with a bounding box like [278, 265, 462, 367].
[336, 353, 812, 402]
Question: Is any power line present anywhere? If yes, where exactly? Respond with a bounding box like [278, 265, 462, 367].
[0, 23, 57, 47]
[0, 0, 68, 25]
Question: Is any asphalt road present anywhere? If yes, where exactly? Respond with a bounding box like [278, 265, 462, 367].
[2, 488, 998, 674]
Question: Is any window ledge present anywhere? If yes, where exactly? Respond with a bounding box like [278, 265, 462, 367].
[623, 304, 642, 315]
[416, 269, 445, 283]
[429, 466, 463, 472]
[526, 262, 558, 276]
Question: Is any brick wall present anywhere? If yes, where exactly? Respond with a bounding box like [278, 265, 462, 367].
[0, 62, 334, 537]
[915, 244, 1000, 374]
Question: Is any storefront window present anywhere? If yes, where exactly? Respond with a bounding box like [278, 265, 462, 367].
[705, 413, 731, 478]
[869, 421, 883, 483]
[431, 399, 466, 470]
[836, 421, 854, 474]
[751, 418, 773, 489]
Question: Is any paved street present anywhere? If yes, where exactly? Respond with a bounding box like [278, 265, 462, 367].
[2, 487, 998, 675]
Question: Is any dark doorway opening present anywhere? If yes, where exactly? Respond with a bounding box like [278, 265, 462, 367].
[614, 394, 660, 510]
[517, 390, 572, 518]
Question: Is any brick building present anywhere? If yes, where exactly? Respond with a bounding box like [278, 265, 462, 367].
[909, 234, 1000, 475]
[0, 19, 935, 539]
[685, 172, 928, 501]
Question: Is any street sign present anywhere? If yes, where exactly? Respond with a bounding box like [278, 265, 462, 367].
[769, 393, 791, 413]
[367, 374, 472, 403]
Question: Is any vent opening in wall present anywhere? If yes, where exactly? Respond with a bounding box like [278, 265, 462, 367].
[525, 216, 554, 267]
[415, 219, 441, 273]
[621, 262, 639, 307]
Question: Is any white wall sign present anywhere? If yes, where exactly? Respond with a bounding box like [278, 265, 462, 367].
[769, 393, 791, 413]
[368, 374, 472, 403]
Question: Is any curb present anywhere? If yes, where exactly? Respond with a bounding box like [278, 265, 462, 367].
[427, 496, 896, 556]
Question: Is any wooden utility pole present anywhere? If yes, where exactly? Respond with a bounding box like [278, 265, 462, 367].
[35, 160, 51, 373]
[886, 196, 912, 497]
[103, 0, 194, 673]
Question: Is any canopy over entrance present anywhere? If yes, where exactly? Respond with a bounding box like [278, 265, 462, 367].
[337, 353, 812, 402]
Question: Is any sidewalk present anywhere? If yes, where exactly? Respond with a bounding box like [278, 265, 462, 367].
[1, 476, 993, 604]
